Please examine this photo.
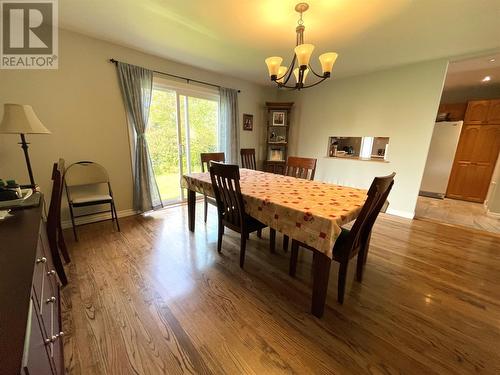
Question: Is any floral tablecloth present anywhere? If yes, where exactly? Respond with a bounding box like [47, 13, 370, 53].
[181, 169, 367, 258]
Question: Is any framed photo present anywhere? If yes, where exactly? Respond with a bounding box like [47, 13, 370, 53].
[272, 111, 285, 126]
[243, 113, 253, 131]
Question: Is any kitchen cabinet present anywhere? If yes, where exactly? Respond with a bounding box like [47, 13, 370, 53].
[487, 99, 500, 123]
[447, 124, 500, 202]
[464, 100, 490, 124]
[437, 102, 467, 121]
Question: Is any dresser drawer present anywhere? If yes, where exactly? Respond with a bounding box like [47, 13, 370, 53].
[22, 298, 55, 375]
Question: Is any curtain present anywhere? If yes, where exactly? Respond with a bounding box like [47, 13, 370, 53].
[219, 87, 240, 164]
[116, 62, 162, 212]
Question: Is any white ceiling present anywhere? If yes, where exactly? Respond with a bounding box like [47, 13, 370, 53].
[445, 52, 500, 89]
[60, 0, 500, 85]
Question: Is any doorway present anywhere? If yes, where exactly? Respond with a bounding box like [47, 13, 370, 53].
[147, 80, 219, 204]
[416, 53, 500, 234]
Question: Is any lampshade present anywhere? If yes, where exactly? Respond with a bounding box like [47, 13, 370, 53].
[293, 68, 309, 84]
[294, 43, 315, 67]
[264, 56, 283, 78]
[276, 66, 288, 83]
[0, 104, 51, 134]
[319, 52, 338, 75]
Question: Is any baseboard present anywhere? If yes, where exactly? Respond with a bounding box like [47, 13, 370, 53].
[61, 209, 137, 229]
[419, 191, 444, 199]
[486, 210, 500, 218]
[386, 208, 415, 219]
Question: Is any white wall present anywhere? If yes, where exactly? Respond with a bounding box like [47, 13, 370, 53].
[0, 29, 275, 219]
[278, 59, 448, 218]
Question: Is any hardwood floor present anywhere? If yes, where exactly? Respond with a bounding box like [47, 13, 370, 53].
[62, 202, 500, 374]
[415, 196, 500, 235]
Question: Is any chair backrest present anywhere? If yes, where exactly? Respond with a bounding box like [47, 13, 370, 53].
[64, 161, 109, 187]
[240, 148, 257, 170]
[285, 156, 317, 180]
[209, 162, 245, 229]
[343, 172, 396, 258]
[47, 159, 64, 230]
[201, 152, 225, 172]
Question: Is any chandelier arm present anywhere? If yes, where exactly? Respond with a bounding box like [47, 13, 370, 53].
[278, 83, 299, 90]
[280, 54, 297, 85]
[301, 76, 328, 89]
[307, 63, 326, 78]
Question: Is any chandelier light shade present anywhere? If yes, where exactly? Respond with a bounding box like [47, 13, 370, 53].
[294, 43, 315, 67]
[319, 52, 338, 75]
[265, 56, 283, 79]
[264, 2, 338, 90]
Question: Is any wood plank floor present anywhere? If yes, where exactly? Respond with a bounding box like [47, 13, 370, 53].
[62, 202, 500, 374]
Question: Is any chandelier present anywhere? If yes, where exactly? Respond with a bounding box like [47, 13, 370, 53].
[264, 2, 338, 90]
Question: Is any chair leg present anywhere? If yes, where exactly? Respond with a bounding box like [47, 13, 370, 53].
[57, 224, 71, 263]
[283, 235, 289, 252]
[356, 250, 366, 282]
[49, 239, 68, 286]
[240, 233, 247, 268]
[112, 200, 121, 232]
[68, 204, 78, 242]
[289, 240, 299, 276]
[110, 202, 115, 223]
[204, 197, 208, 223]
[270, 228, 276, 253]
[338, 261, 348, 304]
[257, 229, 262, 238]
[217, 220, 224, 253]
[363, 232, 372, 265]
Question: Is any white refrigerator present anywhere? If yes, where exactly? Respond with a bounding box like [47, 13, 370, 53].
[419, 121, 463, 198]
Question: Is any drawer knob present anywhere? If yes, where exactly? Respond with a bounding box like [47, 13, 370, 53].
[45, 296, 56, 304]
[44, 336, 57, 344]
[47, 270, 56, 276]
[36, 257, 47, 264]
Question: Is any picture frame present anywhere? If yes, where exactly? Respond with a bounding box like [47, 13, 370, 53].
[272, 111, 285, 126]
[243, 113, 253, 131]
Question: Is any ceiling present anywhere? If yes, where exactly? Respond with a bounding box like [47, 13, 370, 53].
[444, 53, 500, 89]
[60, 0, 500, 85]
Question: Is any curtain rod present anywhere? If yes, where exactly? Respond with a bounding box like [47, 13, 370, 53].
[109, 59, 240, 93]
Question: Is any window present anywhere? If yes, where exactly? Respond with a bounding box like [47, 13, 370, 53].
[147, 77, 220, 203]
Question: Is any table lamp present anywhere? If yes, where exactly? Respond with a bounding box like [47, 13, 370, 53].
[0, 104, 51, 187]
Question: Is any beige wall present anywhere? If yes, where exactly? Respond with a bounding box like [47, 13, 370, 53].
[441, 84, 500, 103]
[0, 29, 275, 219]
[278, 59, 448, 217]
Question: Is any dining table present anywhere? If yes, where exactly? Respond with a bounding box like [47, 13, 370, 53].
[181, 168, 367, 317]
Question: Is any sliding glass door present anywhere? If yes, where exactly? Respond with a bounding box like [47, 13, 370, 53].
[147, 81, 219, 204]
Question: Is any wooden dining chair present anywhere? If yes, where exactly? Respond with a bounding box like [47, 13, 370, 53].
[289, 172, 395, 304]
[209, 162, 267, 268]
[47, 159, 70, 286]
[240, 148, 257, 170]
[285, 156, 317, 180]
[200, 152, 225, 223]
[271, 156, 318, 252]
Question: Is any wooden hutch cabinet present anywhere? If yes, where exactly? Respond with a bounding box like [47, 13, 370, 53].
[264, 102, 294, 174]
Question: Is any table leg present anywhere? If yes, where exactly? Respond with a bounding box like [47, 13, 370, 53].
[311, 250, 331, 318]
[188, 189, 195, 232]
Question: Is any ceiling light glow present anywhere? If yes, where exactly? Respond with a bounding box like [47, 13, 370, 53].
[482, 76, 491, 82]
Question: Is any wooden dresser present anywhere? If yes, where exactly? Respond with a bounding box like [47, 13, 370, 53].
[0, 201, 64, 374]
